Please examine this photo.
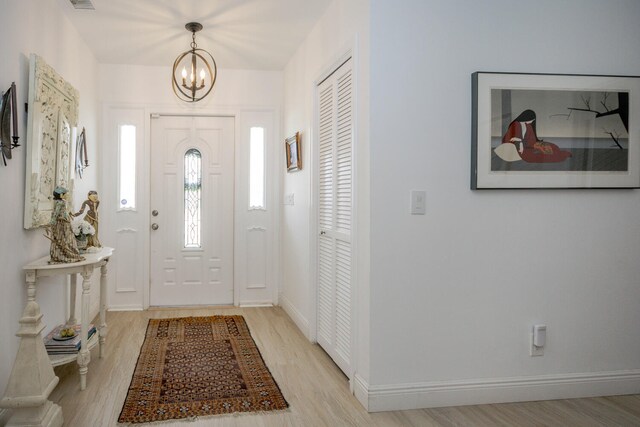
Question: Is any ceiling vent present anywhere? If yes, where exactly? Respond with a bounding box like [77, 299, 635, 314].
[69, 0, 95, 10]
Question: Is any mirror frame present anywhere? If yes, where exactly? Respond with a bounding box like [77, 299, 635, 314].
[24, 54, 79, 229]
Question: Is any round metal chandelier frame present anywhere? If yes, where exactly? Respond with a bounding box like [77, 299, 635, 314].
[171, 22, 217, 103]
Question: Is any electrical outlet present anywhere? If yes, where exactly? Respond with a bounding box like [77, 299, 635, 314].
[530, 325, 545, 357]
[284, 193, 294, 206]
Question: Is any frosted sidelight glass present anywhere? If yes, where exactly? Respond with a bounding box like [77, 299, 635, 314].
[119, 125, 136, 209]
[249, 127, 265, 209]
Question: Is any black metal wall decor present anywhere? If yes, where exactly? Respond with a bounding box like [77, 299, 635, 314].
[0, 82, 20, 166]
[75, 127, 89, 178]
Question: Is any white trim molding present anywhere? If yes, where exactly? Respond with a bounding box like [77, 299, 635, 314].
[355, 370, 640, 412]
[280, 293, 310, 340]
[107, 305, 144, 312]
[353, 374, 370, 411]
[238, 302, 273, 308]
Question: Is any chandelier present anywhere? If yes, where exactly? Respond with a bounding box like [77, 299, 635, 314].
[172, 22, 217, 103]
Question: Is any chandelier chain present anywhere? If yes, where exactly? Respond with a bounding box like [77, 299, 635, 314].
[191, 32, 197, 50]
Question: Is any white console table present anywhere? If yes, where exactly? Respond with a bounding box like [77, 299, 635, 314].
[0, 247, 113, 427]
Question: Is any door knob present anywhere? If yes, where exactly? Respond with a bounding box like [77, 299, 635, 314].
[320, 231, 326, 235]
[152, 210, 159, 217]
[151, 223, 159, 230]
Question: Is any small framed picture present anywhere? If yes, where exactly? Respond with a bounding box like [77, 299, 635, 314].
[472, 72, 640, 189]
[285, 132, 301, 172]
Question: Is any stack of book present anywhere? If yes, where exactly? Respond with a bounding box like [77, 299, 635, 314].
[43, 324, 97, 355]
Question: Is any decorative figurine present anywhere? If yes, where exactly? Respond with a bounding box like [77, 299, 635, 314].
[74, 190, 101, 248]
[46, 187, 84, 264]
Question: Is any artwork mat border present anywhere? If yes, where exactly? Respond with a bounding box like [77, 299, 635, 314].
[472, 72, 640, 189]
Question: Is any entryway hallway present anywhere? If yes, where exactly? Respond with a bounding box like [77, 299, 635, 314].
[45, 307, 640, 426]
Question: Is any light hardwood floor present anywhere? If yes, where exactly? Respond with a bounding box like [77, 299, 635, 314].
[46, 307, 640, 427]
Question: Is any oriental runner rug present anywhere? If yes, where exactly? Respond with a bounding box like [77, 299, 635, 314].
[118, 316, 288, 424]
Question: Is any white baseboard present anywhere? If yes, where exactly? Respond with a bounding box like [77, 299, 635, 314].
[279, 293, 310, 340]
[107, 304, 143, 311]
[356, 369, 640, 412]
[239, 302, 274, 307]
[353, 374, 370, 411]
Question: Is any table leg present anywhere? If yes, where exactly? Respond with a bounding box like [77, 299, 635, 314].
[0, 271, 63, 427]
[26, 272, 37, 302]
[99, 262, 108, 358]
[67, 273, 78, 326]
[77, 268, 92, 391]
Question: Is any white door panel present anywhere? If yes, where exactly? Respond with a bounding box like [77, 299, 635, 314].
[316, 58, 353, 375]
[103, 107, 147, 311]
[150, 116, 234, 306]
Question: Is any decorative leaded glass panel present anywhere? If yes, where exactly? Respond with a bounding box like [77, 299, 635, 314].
[184, 149, 202, 248]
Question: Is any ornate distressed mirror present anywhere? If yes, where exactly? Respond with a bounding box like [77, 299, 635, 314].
[23, 54, 79, 229]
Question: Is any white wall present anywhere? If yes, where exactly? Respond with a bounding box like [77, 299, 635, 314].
[100, 65, 282, 108]
[281, 0, 370, 384]
[367, 0, 640, 410]
[0, 0, 100, 398]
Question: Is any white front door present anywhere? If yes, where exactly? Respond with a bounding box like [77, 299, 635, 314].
[150, 115, 235, 306]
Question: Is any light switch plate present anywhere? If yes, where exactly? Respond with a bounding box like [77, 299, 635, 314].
[410, 190, 426, 215]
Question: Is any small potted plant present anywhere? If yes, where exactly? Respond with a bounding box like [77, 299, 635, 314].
[71, 217, 95, 253]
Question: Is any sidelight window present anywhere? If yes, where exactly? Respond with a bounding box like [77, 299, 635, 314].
[118, 125, 136, 210]
[249, 127, 265, 209]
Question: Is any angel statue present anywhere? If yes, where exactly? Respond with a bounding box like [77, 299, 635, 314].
[46, 187, 84, 264]
[74, 190, 101, 248]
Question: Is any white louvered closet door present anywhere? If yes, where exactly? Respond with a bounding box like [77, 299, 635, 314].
[316, 58, 353, 376]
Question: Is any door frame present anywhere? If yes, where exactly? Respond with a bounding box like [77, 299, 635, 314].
[147, 110, 236, 308]
[309, 42, 360, 385]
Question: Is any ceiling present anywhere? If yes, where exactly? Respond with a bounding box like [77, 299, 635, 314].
[57, 0, 332, 70]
